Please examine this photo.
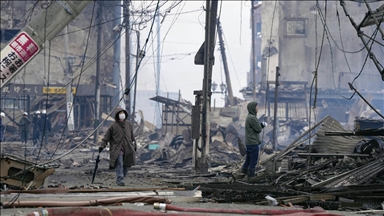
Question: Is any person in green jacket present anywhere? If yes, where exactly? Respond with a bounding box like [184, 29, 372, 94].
[241, 101, 267, 177]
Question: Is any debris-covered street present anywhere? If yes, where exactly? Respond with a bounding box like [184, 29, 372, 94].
[1, 101, 383, 215]
[1, 0, 384, 216]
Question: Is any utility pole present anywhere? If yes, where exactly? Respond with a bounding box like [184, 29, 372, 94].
[94, 3, 102, 144]
[132, 30, 141, 122]
[273, 66, 280, 150]
[112, 1, 122, 108]
[251, 0, 257, 101]
[216, 19, 234, 107]
[199, 0, 219, 174]
[1, 1, 91, 88]
[64, 26, 75, 131]
[176, 89, 181, 135]
[156, 14, 161, 128]
[124, 0, 131, 115]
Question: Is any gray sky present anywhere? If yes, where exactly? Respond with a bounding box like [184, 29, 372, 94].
[131, 1, 252, 105]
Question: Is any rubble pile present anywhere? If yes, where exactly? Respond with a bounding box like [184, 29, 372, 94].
[177, 116, 384, 211]
[1, 104, 383, 212]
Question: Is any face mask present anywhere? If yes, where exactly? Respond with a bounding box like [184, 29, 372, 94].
[119, 113, 126, 120]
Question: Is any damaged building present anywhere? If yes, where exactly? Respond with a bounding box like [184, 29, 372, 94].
[1, 0, 384, 215]
[241, 0, 384, 124]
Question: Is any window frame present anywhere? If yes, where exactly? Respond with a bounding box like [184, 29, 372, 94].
[285, 18, 307, 37]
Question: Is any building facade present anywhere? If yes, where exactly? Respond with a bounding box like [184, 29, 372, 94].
[244, 1, 384, 123]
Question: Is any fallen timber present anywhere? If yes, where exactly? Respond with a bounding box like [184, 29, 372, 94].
[167, 115, 384, 211]
[1, 113, 383, 212]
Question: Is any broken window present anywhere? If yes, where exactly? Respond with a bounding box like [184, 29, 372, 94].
[286, 19, 306, 36]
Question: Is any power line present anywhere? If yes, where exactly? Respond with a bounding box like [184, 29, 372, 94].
[34, 0, 53, 162]
[138, 1, 186, 76]
[336, 6, 353, 74]
[159, 1, 186, 65]
[317, 0, 383, 91]
[264, 0, 278, 112]
[152, 0, 188, 125]
[49, 1, 98, 161]
[316, 2, 365, 54]
[221, 24, 242, 93]
[53, 1, 189, 37]
[9, 0, 39, 28]
[0, 0, 174, 185]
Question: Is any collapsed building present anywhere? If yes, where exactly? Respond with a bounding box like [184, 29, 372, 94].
[2, 96, 383, 212]
[1, 0, 384, 215]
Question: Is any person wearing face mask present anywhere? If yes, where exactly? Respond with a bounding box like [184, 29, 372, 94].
[98, 107, 136, 186]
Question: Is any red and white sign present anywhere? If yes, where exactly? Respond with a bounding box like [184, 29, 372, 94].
[1, 31, 40, 88]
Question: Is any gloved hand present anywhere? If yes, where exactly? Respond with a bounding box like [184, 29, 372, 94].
[98, 147, 103, 153]
[261, 122, 268, 128]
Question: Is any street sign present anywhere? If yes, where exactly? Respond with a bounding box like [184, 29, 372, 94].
[0, 32, 39, 88]
[43, 87, 77, 94]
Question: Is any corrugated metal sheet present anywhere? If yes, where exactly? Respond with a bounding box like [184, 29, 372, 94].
[312, 117, 364, 154]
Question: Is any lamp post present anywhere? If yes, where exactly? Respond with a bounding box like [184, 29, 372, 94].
[211, 81, 227, 106]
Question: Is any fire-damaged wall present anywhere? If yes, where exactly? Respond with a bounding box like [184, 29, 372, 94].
[258, 1, 384, 123]
[261, 1, 384, 91]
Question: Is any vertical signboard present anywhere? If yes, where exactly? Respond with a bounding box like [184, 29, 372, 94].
[0, 32, 40, 88]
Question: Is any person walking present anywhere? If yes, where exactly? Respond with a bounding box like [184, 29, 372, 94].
[19, 112, 32, 144]
[0, 112, 5, 142]
[240, 101, 267, 178]
[98, 107, 136, 186]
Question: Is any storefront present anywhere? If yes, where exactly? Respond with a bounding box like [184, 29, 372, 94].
[0, 83, 115, 131]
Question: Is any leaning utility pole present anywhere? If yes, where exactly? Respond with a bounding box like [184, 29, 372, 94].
[199, 0, 219, 174]
[216, 19, 234, 107]
[94, 3, 102, 144]
[1, 1, 91, 88]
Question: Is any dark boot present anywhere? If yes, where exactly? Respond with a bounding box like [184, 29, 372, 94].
[241, 167, 248, 175]
[232, 172, 246, 180]
[247, 168, 256, 178]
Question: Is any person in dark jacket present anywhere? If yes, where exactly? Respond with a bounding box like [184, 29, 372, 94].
[241, 101, 267, 178]
[99, 107, 136, 186]
[19, 112, 32, 144]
